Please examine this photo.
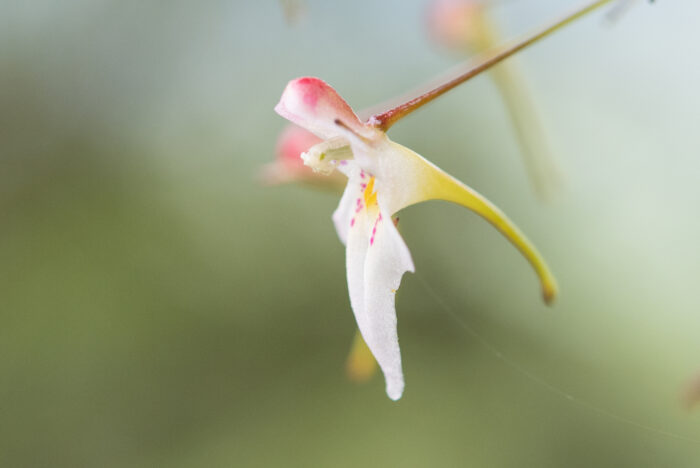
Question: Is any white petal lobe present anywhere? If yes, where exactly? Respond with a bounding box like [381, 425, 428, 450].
[345, 205, 370, 360]
[363, 210, 414, 400]
[347, 206, 414, 401]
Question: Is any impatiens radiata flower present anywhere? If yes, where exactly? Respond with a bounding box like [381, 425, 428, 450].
[273, 0, 616, 400]
[275, 77, 557, 400]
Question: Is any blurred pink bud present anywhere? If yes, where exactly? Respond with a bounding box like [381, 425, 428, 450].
[260, 125, 345, 189]
[682, 371, 700, 410]
[260, 125, 320, 184]
[426, 0, 487, 51]
[277, 124, 322, 170]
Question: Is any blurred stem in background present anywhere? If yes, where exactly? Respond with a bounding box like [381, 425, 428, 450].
[427, 0, 562, 201]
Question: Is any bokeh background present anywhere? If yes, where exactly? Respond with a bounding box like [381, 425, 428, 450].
[2, 0, 700, 466]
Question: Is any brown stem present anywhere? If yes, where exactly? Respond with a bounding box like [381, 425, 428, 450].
[369, 0, 614, 131]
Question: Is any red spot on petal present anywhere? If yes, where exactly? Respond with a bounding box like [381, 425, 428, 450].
[295, 77, 324, 109]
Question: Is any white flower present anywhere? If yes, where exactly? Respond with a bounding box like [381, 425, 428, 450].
[275, 77, 557, 401]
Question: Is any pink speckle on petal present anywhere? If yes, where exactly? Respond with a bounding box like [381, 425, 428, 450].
[368, 213, 382, 246]
[350, 218, 355, 227]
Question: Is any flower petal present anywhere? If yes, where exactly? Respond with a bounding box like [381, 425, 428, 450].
[274, 77, 375, 141]
[361, 208, 414, 400]
[345, 199, 371, 365]
[344, 186, 414, 401]
[377, 140, 558, 304]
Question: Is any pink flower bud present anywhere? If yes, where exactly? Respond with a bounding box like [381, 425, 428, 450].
[260, 124, 345, 190]
[276, 124, 322, 170]
[426, 0, 487, 51]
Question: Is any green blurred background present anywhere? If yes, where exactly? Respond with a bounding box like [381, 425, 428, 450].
[2, 1, 700, 466]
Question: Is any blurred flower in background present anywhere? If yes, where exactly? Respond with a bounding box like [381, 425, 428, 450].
[279, 0, 307, 25]
[260, 124, 345, 189]
[427, 0, 491, 50]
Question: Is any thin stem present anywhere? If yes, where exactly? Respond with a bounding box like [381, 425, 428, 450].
[369, 0, 614, 131]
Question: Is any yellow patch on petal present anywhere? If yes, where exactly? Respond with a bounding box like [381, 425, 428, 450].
[345, 329, 378, 383]
[363, 176, 378, 208]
